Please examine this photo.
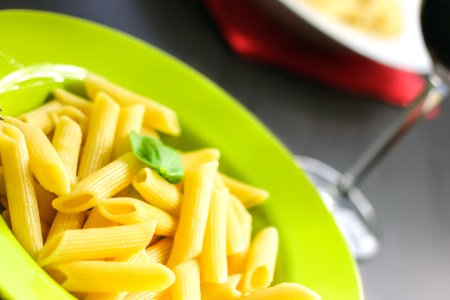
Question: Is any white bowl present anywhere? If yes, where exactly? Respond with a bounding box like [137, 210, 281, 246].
[257, 0, 432, 73]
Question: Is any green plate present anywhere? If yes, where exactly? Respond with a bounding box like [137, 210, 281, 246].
[0, 10, 362, 300]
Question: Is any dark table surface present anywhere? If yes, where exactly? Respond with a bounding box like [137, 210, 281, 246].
[2, 1, 449, 299]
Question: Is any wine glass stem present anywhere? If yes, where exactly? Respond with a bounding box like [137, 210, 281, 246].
[337, 74, 448, 194]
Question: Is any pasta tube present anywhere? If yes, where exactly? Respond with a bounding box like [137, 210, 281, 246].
[146, 238, 173, 264]
[112, 104, 145, 159]
[0, 124, 43, 257]
[34, 180, 57, 226]
[240, 227, 279, 293]
[201, 274, 242, 300]
[4, 117, 71, 195]
[46, 211, 89, 242]
[78, 92, 120, 180]
[44, 261, 175, 293]
[49, 106, 88, 136]
[132, 168, 181, 216]
[52, 152, 144, 213]
[181, 148, 221, 173]
[172, 259, 201, 300]
[241, 283, 321, 300]
[97, 197, 177, 236]
[220, 174, 269, 208]
[85, 74, 180, 136]
[199, 188, 228, 283]
[167, 161, 218, 267]
[53, 88, 93, 116]
[0, 166, 6, 196]
[83, 206, 118, 229]
[52, 116, 82, 185]
[38, 221, 156, 266]
[18, 100, 63, 134]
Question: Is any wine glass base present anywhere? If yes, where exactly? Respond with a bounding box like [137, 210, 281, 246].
[296, 155, 380, 261]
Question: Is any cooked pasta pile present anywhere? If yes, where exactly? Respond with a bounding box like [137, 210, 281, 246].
[304, 0, 403, 37]
[0, 74, 321, 299]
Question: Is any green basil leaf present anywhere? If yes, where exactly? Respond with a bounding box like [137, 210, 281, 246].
[130, 130, 184, 184]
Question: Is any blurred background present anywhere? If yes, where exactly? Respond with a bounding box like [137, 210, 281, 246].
[1, 0, 450, 299]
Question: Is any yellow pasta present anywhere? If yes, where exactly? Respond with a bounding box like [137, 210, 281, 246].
[112, 104, 145, 159]
[85, 250, 153, 300]
[220, 173, 269, 208]
[52, 152, 144, 213]
[140, 127, 160, 140]
[41, 219, 50, 242]
[49, 106, 88, 136]
[0, 166, 6, 196]
[181, 148, 221, 173]
[172, 259, 201, 300]
[146, 238, 173, 264]
[201, 274, 243, 300]
[226, 198, 246, 255]
[34, 180, 57, 226]
[228, 250, 248, 275]
[85, 74, 180, 136]
[240, 227, 279, 293]
[77, 92, 120, 180]
[44, 260, 175, 293]
[229, 194, 252, 250]
[241, 283, 321, 300]
[53, 88, 93, 116]
[38, 221, 156, 266]
[167, 161, 218, 267]
[83, 206, 118, 229]
[199, 188, 228, 283]
[0, 123, 43, 257]
[46, 211, 89, 242]
[18, 100, 63, 134]
[97, 197, 177, 236]
[52, 116, 82, 185]
[132, 167, 181, 216]
[4, 117, 71, 195]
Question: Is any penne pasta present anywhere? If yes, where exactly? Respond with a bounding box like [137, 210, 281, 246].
[49, 106, 88, 137]
[53, 88, 93, 116]
[78, 92, 120, 180]
[85, 74, 180, 136]
[201, 274, 243, 300]
[167, 161, 218, 267]
[0, 167, 6, 196]
[83, 206, 118, 229]
[17, 100, 63, 134]
[112, 104, 145, 159]
[46, 211, 89, 242]
[4, 117, 71, 195]
[140, 127, 160, 140]
[132, 168, 181, 216]
[34, 180, 57, 226]
[38, 221, 157, 266]
[52, 152, 144, 213]
[0, 124, 43, 257]
[41, 220, 50, 242]
[240, 227, 279, 293]
[241, 283, 321, 300]
[228, 250, 248, 275]
[97, 197, 177, 236]
[226, 198, 247, 255]
[172, 259, 201, 300]
[220, 174, 269, 209]
[146, 238, 173, 265]
[229, 194, 252, 250]
[181, 148, 221, 173]
[52, 116, 83, 185]
[44, 261, 175, 293]
[199, 188, 228, 283]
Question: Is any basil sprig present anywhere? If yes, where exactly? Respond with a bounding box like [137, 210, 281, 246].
[130, 131, 184, 184]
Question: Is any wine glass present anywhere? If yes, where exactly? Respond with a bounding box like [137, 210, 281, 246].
[297, 0, 450, 261]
